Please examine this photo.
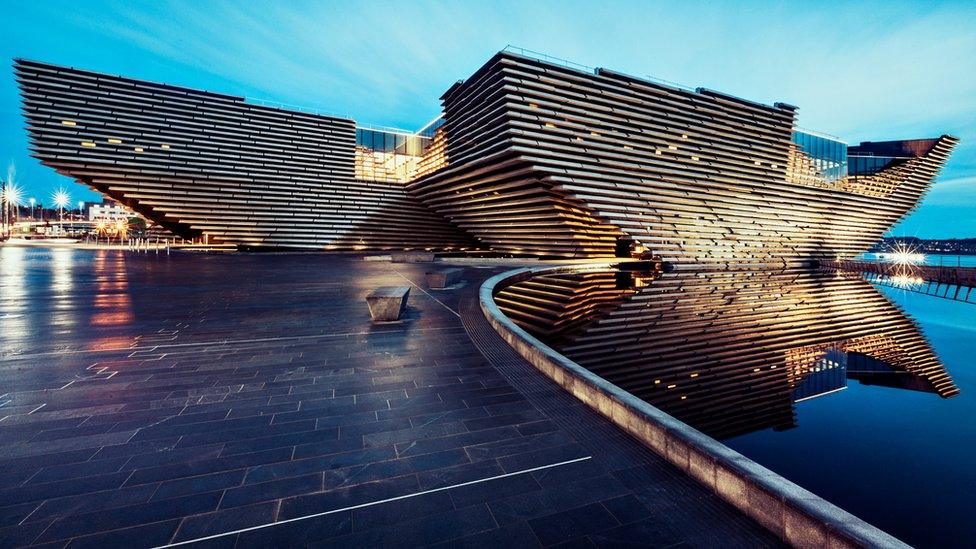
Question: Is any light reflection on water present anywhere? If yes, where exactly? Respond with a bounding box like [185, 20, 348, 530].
[0, 245, 136, 355]
[0, 245, 28, 348]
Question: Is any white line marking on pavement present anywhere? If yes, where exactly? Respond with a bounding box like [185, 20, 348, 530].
[393, 269, 461, 318]
[157, 456, 592, 547]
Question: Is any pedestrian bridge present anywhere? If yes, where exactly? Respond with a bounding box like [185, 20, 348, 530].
[817, 259, 976, 304]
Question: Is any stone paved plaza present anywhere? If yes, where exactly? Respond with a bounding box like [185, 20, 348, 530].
[0, 247, 780, 547]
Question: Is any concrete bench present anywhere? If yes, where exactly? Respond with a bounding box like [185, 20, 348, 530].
[366, 286, 410, 321]
[391, 251, 435, 263]
[426, 268, 462, 289]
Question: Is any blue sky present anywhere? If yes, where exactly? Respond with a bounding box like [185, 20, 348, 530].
[3, 0, 974, 237]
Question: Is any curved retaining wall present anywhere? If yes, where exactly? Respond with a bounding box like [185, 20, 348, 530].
[480, 264, 909, 549]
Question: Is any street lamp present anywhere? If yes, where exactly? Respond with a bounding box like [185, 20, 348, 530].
[2, 182, 23, 233]
[52, 188, 70, 226]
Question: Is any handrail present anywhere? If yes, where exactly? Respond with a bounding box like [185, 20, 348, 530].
[502, 44, 707, 94]
[794, 126, 846, 143]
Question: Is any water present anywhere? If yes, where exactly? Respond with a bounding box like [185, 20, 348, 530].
[725, 287, 975, 548]
[496, 266, 975, 548]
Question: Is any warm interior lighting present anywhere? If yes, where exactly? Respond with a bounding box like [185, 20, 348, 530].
[134, 147, 144, 153]
[81, 141, 96, 148]
[692, 156, 700, 161]
[528, 103, 539, 108]
[108, 138, 122, 144]
[161, 144, 171, 149]
[544, 122, 556, 129]
[61, 120, 76, 126]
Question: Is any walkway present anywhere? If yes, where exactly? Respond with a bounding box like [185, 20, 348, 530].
[0, 248, 780, 547]
[819, 259, 976, 303]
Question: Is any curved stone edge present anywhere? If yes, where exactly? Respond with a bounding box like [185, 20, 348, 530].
[480, 263, 910, 549]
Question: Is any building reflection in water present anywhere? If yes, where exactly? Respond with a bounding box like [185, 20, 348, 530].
[0, 246, 29, 351]
[49, 247, 77, 331]
[0, 247, 137, 354]
[89, 250, 134, 350]
[495, 267, 957, 440]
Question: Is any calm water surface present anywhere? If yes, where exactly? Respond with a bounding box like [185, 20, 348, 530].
[497, 266, 974, 548]
[726, 286, 975, 548]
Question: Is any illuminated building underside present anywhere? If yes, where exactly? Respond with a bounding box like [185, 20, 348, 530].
[495, 268, 957, 439]
[17, 53, 958, 261]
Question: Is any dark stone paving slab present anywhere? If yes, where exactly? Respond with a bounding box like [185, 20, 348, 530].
[0, 247, 781, 547]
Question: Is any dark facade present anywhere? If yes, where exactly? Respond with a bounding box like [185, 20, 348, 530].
[16, 51, 958, 262]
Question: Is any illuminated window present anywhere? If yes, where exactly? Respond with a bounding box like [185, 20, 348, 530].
[654, 379, 661, 384]
[681, 134, 688, 139]
[160, 144, 171, 149]
[667, 384, 676, 389]
[754, 160, 761, 165]
[528, 103, 539, 108]
[61, 120, 77, 126]
[544, 122, 556, 129]
[691, 156, 700, 161]
[690, 373, 698, 378]
[108, 138, 122, 144]
[134, 147, 144, 153]
[81, 141, 96, 148]
[655, 150, 662, 155]
[680, 395, 687, 400]
[623, 145, 633, 150]
[668, 144, 677, 150]
[590, 131, 599, 136]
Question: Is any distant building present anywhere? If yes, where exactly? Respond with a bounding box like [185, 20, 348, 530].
[88, 199, 132, 223]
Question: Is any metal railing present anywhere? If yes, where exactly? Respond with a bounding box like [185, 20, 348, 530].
[819, 259, 976, 304]
[502, 44, 698, 93]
